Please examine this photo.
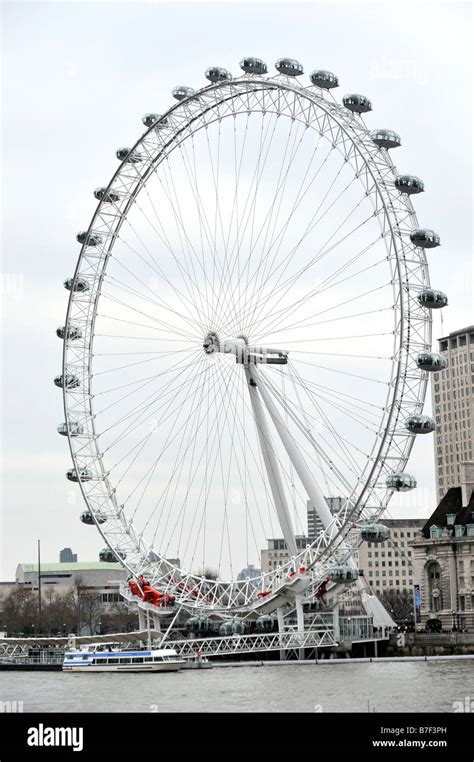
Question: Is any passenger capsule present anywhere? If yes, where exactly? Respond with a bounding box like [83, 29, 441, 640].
[66, 468, 92, 482]
[172, 85, 195, 101]
[275, 58, 304, 77]
[409, 229, 440, 248]
[370, 128, 401, 149]
[394, 175, 424, 195]
[76, 231, 102, 246]
[186, 616, 212, 634]
[142, 113, 168, 129]
[417, 288, 448, 309]
[416, 352, 448, 372]
[385, 473, 417, 492]
[116, 147, 143, 164]
[54, 374, 80, 389]
[239, 57, 267, 75]
[309, 70, 339, 89]
[56, 325, 82, 340]
[63, 277, 90, 293]
[57, 422, 84, 437]
[342, 94, 372, 113]
[256, 614, 277, 632]
[80, 510, 107, 525]
[327, 565, 359, 583]
[360, 523, 391, 543]
[99, 548, 116, 563]
[219, 618, 245, 636]
[94, 187, 121, 203]
[405, 415, 436, 434]
[205, 66, 232, 83]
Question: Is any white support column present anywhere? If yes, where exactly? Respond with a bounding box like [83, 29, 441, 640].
[138, 607, 146, 631]
[251, 366, 336, 538]
[332, 602, 340, 642]
[277, 607, 286, 661]
[245, 367, 297, 556]
[252, 366, 395, 628]
[152, 614, 161, 634]
[295, 594, 305, 660]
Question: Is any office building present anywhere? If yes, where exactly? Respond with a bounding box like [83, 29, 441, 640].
[432, 325, 474, 502]
[59, 547, 78, 563]
[261, 536, 309, 574]
[307, 497, 344, 538]
[358, 518, 426, 595]
[237, 564, 261, 585]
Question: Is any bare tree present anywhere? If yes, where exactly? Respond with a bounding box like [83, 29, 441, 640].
[2, 587, 38, 636]
[65, 576, 102, 635]
[194, 567, 219, 581]
[380, 589, 414, 623]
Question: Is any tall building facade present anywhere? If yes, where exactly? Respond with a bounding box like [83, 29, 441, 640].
[237, 564, 261, 586]
[59, 547, 78, 563]
[260, 536, 308, 574]
[432, 325, 474, 502]
[307, 497, 344, 538]
[358, 518, 426, 595]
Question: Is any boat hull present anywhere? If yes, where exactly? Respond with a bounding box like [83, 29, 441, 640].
[63, 661, 185, 673]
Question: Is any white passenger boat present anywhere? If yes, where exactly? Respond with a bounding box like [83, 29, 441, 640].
[62, 642, 186, 672]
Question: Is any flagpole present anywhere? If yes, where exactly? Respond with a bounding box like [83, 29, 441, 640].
[37, 539, 42, 633]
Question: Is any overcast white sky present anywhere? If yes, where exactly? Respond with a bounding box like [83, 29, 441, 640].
[1, 0, 472, 580]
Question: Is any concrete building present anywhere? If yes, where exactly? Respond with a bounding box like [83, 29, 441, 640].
[307, 497, 343, 538]
[432, 325, 474, 502]
[261, 536, 308, 574]
[59, 547, 77, 563]
[0, 563, 130, 635]
[237, 564, 261, 586]
[358, 518, 426, 595]
[15, 562, 126, 602]
[411, 462, 474, 631]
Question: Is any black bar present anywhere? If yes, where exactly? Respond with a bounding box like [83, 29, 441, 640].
[0, 712, 472, 758]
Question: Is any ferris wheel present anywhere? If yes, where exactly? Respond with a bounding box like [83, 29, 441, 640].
[57, 57, 447, 622]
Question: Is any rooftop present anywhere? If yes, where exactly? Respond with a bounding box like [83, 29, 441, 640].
[380, 519, 427, 528]
[421, 487, 474, 538]
[438, 325, 474, 342]
[18, 562, 123, 573]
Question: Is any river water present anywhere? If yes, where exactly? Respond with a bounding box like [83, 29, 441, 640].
[1, 660, 473, 713]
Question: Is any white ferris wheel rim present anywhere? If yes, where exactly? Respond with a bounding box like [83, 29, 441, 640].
[61, 71, 431, 612]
